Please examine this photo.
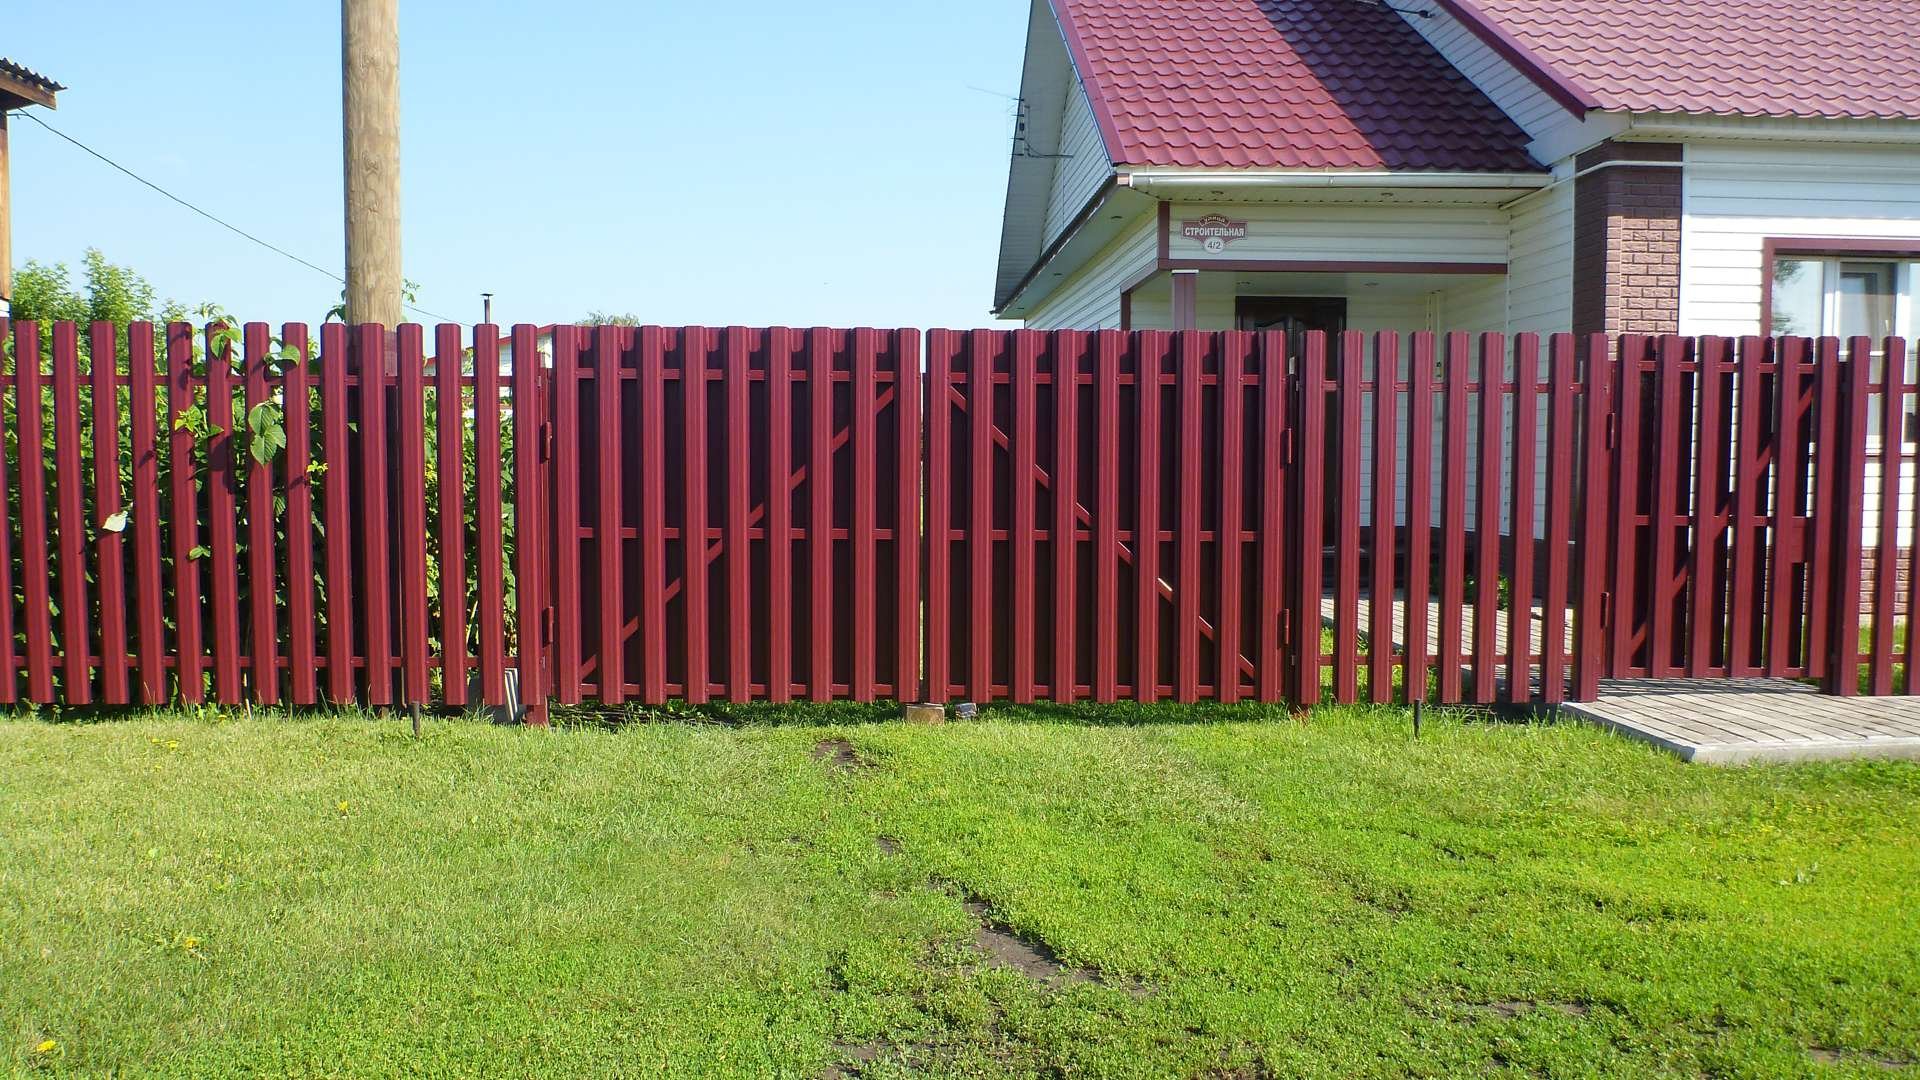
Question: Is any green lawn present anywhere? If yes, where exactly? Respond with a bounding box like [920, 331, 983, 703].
[2, 705, 1916, 1078]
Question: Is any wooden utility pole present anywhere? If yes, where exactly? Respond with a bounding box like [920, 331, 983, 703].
[0, 59, 63, 315]
[341, 0, 403, 326]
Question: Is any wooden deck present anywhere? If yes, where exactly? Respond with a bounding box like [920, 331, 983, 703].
[1562, 680, 1920, 765]
[1320, 591, 1920, 765]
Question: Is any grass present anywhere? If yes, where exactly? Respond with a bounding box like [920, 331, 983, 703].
[2, 704, 1917, 1078]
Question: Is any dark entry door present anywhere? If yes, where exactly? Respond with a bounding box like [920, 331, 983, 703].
[1236, 296, 1347, 351]
[1240, 298, 1350, 578]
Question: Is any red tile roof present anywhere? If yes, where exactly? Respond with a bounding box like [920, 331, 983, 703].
[1453, 0, 1920, 121]
[1056, 0, 1542, 171]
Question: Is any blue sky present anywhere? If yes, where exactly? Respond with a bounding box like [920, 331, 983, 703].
[7, 0, 1030, 328]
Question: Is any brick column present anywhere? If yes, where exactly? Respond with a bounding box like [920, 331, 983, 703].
[1572, 141, 1683, 337]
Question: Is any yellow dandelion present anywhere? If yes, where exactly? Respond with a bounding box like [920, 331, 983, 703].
[165, 740, 180, 752]
[182, 936, 201, 952]
[33, 1039, 56, 1054]
[336, 800, 351, 815]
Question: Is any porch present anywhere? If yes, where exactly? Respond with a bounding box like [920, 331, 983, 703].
[1120, 266, 1510, 336]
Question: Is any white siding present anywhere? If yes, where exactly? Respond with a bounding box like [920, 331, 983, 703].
[1024, 214, 1157, 330]
[1167, 203, 1509, 265]
[1505, 178, 1575, 334]
[1043, 85, 1110, 247]
[1680, 142, 1920, 337]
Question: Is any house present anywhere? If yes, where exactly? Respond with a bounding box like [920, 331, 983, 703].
[992, 0, 1920, 346]
[0, 57, 64, 319]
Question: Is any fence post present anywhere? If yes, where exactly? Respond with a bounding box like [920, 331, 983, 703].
[1572, 333, 1614, 701]
[511, 324, 550, 724]
[1824, 338, 1873, 696]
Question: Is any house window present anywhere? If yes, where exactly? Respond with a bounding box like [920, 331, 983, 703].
[1771, 250, 1918, 442]
[1770, 257, 1908, 339]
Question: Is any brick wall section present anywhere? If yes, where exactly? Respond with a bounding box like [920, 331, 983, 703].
[1572, 141, 1684, 337]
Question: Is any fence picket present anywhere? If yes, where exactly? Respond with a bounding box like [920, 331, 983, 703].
[1474, 334, 1504, 702]
[1094, 331, 1122, 702]
[1256, 331, 1289, 703]
[1175, 332, 1204, 703]
[90, 322, 130, 704]
[435, 324, 469, 706]
[206, 326, 243, 705]
[1137, 332, 1165, 702]
[1218, 332, 1248, 704]
[1728, 337, 1767, 676]
[769, 328, 797, 703]
[1870, 337, 1906, 695]
[1294, 332, 1327, 703]
[894, 330, 921, 704]
[319, 324, 355, 705]
[283, 324, 318, 706]
[243, 324, 279, 705]
[1404, 333, 1435, 705]
[1053, 332, 1082, 703]
[51, 323, 92, 704]
[1437, 332, 1469, 703]
[814, 327, 841, 702]
[723, 327, 750, 702]
[926, 331, 955, 702]
[128, 323, 166, 704]
[1011, 332, 1039, 703]
[1507, 334, 1538, 704]
[1369, 333, 1398, 705]
[637, 325, 668, 703]
[392, 324, 427, 708]
[510, 325, 548, 723]
[1767, 337, 1808, 674]
[1688, 337, 1728, 677]
[1334, 332, 1362, 705]
[1573, 334, 1614, 699]
[1540, 335, 1575, 703]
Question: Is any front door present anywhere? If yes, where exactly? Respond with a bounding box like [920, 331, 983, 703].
[1235, 296, 1347, 352]
[1241, 298, 1349, 580]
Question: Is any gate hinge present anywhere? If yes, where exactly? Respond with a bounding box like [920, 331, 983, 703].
[1605, 413, 1619, 450]
[1599, 591, 1613, 628]
[540, 420, 555, 463]
[1282, 429, 1296, 467]
[1281, 616, 1292, 649]
[542, 606, 557, 647]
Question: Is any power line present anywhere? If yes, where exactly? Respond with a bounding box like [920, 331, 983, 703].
[11, 109, 462, 325]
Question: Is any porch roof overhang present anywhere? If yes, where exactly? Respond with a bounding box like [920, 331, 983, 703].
[1122, 168, 1551, 201]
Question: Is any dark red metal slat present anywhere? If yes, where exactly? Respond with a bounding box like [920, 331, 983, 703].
[1507, 334, 1538, 705]
[926, 331, 955, 702]
[768, 327, 797, 703]
[1174, 332, 1204, 702]
[320, 325, 355, 704]
[51, 323, 92, 704]
[1054, 332, 1083, 703]
[90, 322, 130, 704]
[128, 323, 167, 704]
[1294, 333, 1327, 704]
[1540, 335, 1576, 703]
[1473, 333, 1504, 703]
[1573, 334, 1615, 700]
[1404, 333, 1435, 705]
[1437, 333, 1469, 703]
[206, 325, 243, 704]
[436, 324, 470, 706]
[1368, 332, 1398, 704]
[724, 327, 752, 703]
[1218, 331, 1248, 704]
[243, 323, 280, 705]
[283, 324, 318, 706]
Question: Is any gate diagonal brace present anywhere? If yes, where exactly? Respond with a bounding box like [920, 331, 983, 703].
[945, 385, 1259, 683]
[573, 385, 900, 679]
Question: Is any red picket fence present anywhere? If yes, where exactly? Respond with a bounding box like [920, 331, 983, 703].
[544, 325, 919, 705]
[925, 329, 1611, 706]
[0, 319, 535, 713]
[2, 319, 1912, 719]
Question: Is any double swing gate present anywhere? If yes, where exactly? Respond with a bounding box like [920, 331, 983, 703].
[1, 318, 1912, 720]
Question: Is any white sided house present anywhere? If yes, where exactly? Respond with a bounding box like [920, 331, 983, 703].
[992, 0, 1920, 558]
[994, 0, 1920, 348]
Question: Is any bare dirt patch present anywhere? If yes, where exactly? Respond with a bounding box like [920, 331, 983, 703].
[821, 1041, 884, 1079]
[1810, 1047, 1911, 1071]
[813, 738, 867, 773]
[875, 836, 901, 856]
[963, 899, 1092, 986]
[1463, 998, 1591, 1021]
